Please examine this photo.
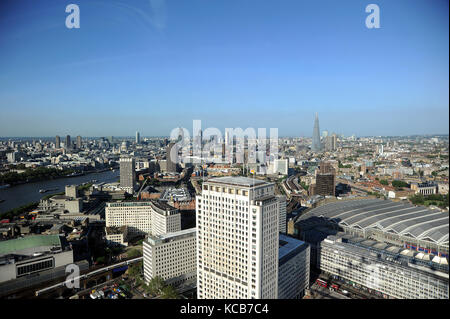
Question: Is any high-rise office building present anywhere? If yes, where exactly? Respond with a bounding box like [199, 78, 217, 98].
[196, 176, 279, 299]
[136, 131, 140, 144]
[143, 228, 196, 287]
[76, 135, 82, 149]
[105, 200, 181, 238]
[311, 113, 322, 152]
[278, 235, 310, 299]
[332, 134, 337, 150]
[120, 156, 136, 194]
[315, 162, 336, 196]
[65, 135, 71, 150]
[166, 142, 177, 173]
[277, 195, 287, 234]
[55, 135, 60, 149]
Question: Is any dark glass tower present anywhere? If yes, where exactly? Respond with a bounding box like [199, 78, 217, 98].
[311, 113, 322, 152]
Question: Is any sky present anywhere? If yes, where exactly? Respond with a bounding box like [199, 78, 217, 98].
[0, 0, 448, 137]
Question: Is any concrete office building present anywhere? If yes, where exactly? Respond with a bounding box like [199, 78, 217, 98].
[76, 135, 82, 149]
[166, 142, 177, 173]
[105, 200, 181, 238]
[105, 226, 129, 247]
[277, 195, 287, 234]
[273, 159, 288, 176]
[120, 156, 136, 194]
[55, 135, 60, 149]
[65, 135, 71, 150]
[143, 228, 197, 287]
[65, 185, 78, 199]
[196, 176, 279, 299]
[278, 235, 310, 299]
[318, 234, 448, 299]
[136, 131, 140, 144]
[0, 235, 74, 284]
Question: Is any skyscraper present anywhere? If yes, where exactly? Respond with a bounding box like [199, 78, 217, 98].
[65, 135, 71, 150]
[136, 131, 140, 144]
[120, 156, 136, 194]
[311, 113, 321, 152]
[76, 135, 82, 149]
[196, 176, 279, 299]
[55, 135, 60, 149]
[314, 161, 336, 196]
[166, 142, 177, 173]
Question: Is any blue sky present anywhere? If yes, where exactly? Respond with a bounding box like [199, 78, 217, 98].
[0, 0, 448, 137]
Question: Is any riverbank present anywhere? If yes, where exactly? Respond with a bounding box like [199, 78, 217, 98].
[0, 166, 117, 188]
[0, 170, 120, 213]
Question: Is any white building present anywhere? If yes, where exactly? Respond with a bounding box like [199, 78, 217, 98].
[318, 235, 449, 299]
[143, 228, 197, 287]
[277, 195, 287, 234]
[278, 234, 310, 299]
[196, 176, 279, 299]
[105, 201, 181, 238]
[273, 159, 288, 175]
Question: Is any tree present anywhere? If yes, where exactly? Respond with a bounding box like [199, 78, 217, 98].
[161, 285, 178, 299]
[392, 180, 409, 188]
[379, 180, 388, 186]
[128, 261, 143, 278]
[127, 248, 142, 258]
[148, 276, 166, 295]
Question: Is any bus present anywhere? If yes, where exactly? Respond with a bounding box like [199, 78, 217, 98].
[316, 279, 328, 288]
[331, 284, 340, 291]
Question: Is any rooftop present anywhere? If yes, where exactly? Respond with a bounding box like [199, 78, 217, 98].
[300, 199, 449, 245]
[279, 234, 308, 263]
[147, 227, 196, 245]
[0, 235, 62, 256]
[207, 176, 269, 187]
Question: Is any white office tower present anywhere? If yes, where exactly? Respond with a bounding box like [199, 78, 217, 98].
[276, 195, 287, 234]
[278, 235, 310, 299]
[143, 228, 197, 287]
[120, 156, 136, 194]
[105, 201, 181, 238]
[196, 176, 279, 299]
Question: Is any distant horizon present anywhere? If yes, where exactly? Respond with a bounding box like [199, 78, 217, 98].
[0, 133, 448, 139]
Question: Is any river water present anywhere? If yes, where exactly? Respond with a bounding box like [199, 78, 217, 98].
[0, 170, 120, 214]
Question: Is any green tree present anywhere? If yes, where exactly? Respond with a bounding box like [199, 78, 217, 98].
[391, 180, 409, 188]
[127, 248, 142, 258]
[161, 285, 178, 299]
[128, 261, 143, 278]
[148, 276, 166, 295]
[379, 180, 389, 186]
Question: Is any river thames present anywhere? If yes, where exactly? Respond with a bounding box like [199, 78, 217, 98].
[0, 170, 120, 214]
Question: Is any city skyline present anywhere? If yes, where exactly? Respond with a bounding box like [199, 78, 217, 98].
[0, 0, 448, 137]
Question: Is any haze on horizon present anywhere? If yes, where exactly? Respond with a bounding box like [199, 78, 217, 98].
[0, 0, 448, 138]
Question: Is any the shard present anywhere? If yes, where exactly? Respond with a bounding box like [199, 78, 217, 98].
[311, 112, 322, 152]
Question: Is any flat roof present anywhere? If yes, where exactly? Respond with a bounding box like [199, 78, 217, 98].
[206, 176, 269, 187]
[147, 228, 197, 244]
[279, 234, 308, 261]
[0, 235, 62, 256]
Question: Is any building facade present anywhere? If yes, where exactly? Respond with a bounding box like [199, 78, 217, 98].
[278, 234, 310, 299]
[105, 201, 181, 238]
[277, 195, 287, 234]
[120, 156, 136, 194]
[318, 235, 448, 299]
[143, 228, 197, 287]
[196, 177, 279, 299]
